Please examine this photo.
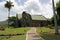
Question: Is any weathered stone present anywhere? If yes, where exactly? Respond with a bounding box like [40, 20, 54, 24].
[21, 11, 32, 27]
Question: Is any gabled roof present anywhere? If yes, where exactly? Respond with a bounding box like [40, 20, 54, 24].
[17, 14, 47, 20]
[31, 15, 47, 20]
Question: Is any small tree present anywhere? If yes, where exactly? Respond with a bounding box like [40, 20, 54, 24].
[4, 0, 14, 26]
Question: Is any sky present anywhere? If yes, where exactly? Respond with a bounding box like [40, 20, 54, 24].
[0, 0, 59, 21]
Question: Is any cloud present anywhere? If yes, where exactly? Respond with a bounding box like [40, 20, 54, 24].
[0, 0, 59, 21]
[39, 0, 50, 4]
[23, 0, 59, 18]
[24, 0, 41, 13]
[0, 1, 8, 21]
[15, 0, 27, 5]
[23, 0, 53, 18]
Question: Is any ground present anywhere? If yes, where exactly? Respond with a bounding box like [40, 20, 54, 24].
[36, 27, 60, 40]
[0, 26, 30, 40]
[0, 25, 60, 40]
[26, 27, 44, 40]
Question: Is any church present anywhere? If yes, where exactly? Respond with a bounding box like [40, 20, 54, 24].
[15, 11, 48, 27]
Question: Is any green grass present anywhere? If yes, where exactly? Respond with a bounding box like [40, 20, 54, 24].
[0, 35, 25, 40]
[0, 27, 30, 35]
[36, 27, 60, 40]
[0, 27, 30, 40]
[8, 35, 25, 40]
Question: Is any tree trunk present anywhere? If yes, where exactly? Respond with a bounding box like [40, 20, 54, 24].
[52, 0, 59, 34]
[8, 9, 10, 27]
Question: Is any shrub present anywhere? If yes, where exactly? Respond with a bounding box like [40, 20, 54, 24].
[0, 24, 5, 31]
[48, 25, 53, 29]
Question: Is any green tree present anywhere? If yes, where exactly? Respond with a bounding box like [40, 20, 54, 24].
[50, 15, 60, 26]
[51, 1, 60, 26]
[56, 1, 60, 25]
[9, 16, 16, 21]
[4, 0, 14, 26]
[56, 1, 60, 16]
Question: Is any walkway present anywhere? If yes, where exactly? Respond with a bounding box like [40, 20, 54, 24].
[26, 27, 44, 40]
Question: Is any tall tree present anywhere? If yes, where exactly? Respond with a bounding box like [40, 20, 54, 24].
[56, 1, 60, 25]
[56, 1, 60, 16]
[52, 0, 59, 34]
[4, 0, 14, 26]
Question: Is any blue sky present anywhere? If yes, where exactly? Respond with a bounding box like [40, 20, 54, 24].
[0, 0, 5, 2]
[15, 0, 27, 5]
[0, 0, 59, 21]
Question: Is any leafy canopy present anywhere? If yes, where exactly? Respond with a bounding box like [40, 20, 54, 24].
[56, 1, 60, 16]
[5, 1, 14, 10]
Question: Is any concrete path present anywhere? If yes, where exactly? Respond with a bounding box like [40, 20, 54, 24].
[26, 27, 44, 40]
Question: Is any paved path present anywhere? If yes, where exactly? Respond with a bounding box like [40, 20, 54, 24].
[26, 27, 44, 40]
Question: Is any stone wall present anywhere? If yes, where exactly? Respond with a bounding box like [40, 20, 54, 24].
[21, 11, 32, 27]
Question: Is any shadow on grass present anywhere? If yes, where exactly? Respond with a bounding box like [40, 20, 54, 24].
[0, 33, 25, 40]
[0, 35, 25, 40]
[0, 33, 24, 36]
[39, 32, 60, 40]
[0, 36, 11, 40]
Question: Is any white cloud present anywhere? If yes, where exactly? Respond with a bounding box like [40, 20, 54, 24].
[23, 0, 53, 18]
[0, 1, 8, 21]
[24, 0, 41, 12]
[11, 0, 58, 18]
[23, 0, 59, 18]
[0, 0, 59, 21]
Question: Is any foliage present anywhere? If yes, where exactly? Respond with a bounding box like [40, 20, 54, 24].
[7, 16, 16, 27]
[56, 1, 60, 16]
[5, 1, 14, 10]
[50, 1, 60, 26]
[50, 17, 54, 26]
[56, 1, 60, 25]
[9, 16, 16, 21]
[4, 0, 14, 26]
[8, 16, 21, 27]
[50, 15, 60, 26]
[0, 24, 5, 31]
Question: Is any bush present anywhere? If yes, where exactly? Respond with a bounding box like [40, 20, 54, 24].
[47, 25, 53, 29]
[0, 24, 5, 31]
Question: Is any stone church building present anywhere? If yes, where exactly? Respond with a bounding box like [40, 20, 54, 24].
[16, 11, 48, 27]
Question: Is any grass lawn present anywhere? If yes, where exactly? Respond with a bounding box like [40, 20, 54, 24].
[0, 35, 25, 40]
[36, 27, 60, 40]
[0, 27, 30, 35]
[0, 27, 30, 40]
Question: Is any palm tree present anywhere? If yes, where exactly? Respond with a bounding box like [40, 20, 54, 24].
[5, 0, 14, 26]
[52, 0, 59, 34]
